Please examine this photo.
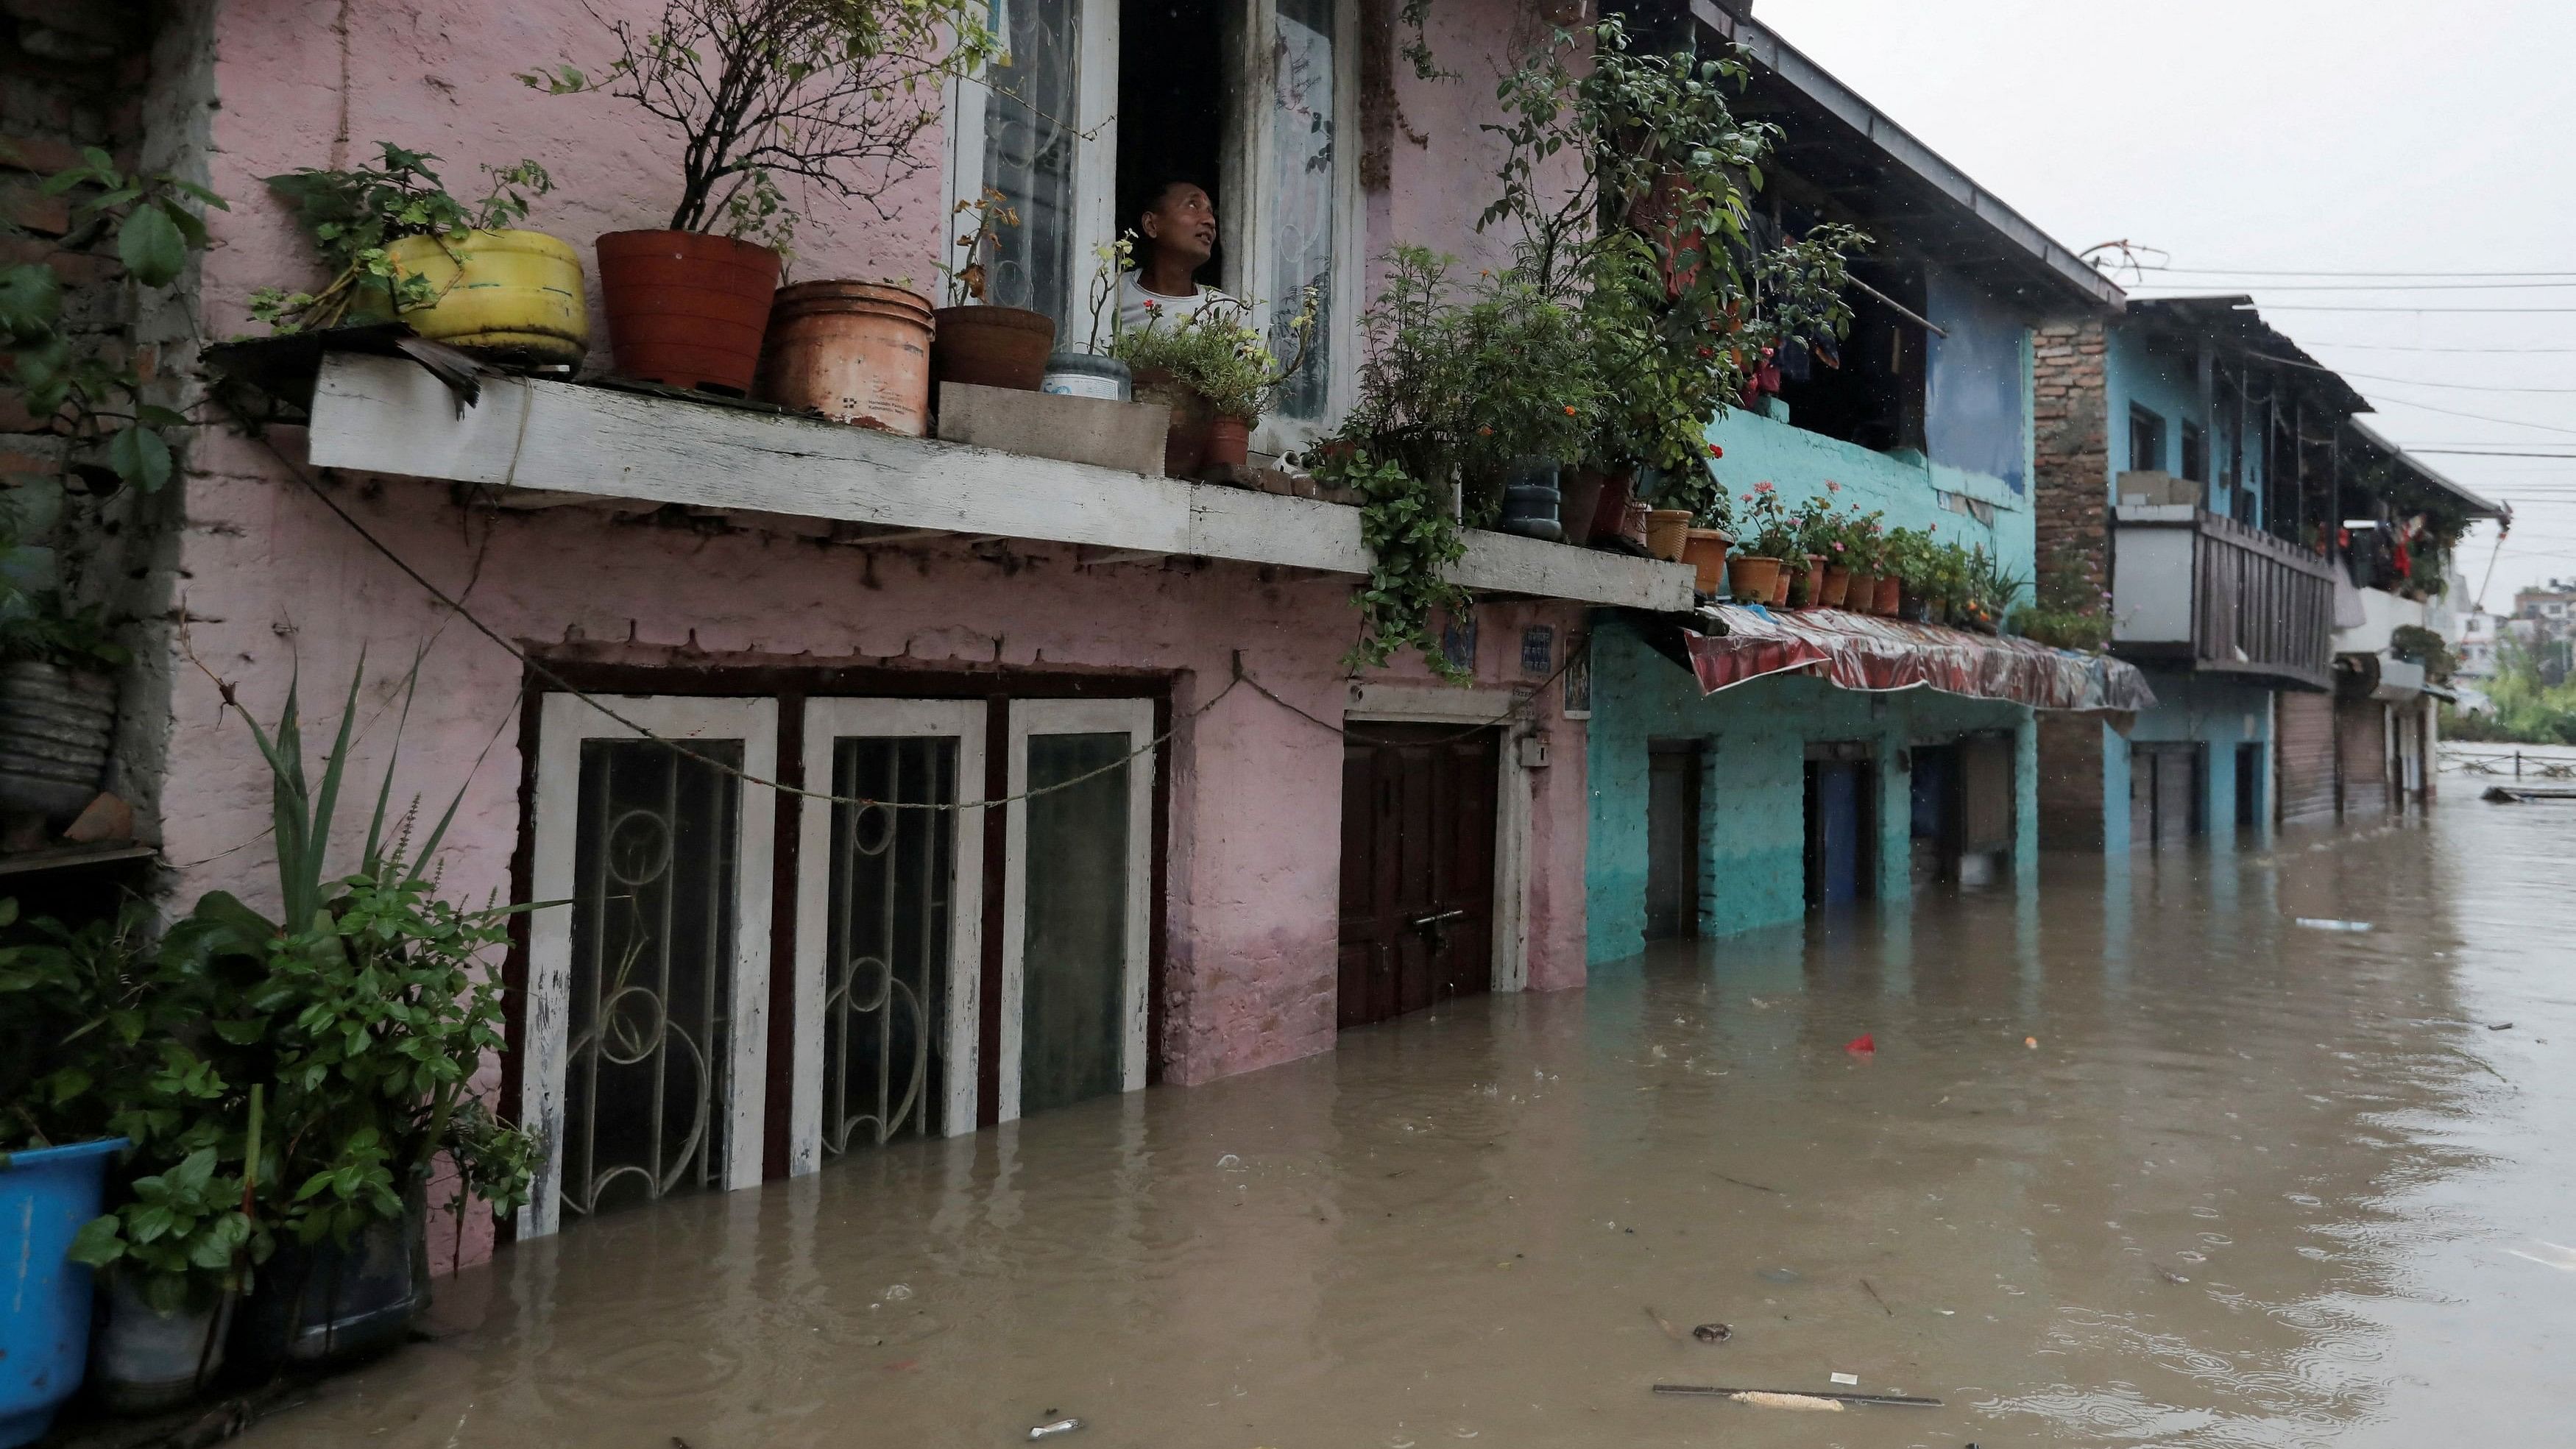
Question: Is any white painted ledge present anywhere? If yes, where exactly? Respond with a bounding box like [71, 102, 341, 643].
[305, 354, 1696, 613]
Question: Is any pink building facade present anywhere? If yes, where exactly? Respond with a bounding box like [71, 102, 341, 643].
[62, 0, 1693, 1268]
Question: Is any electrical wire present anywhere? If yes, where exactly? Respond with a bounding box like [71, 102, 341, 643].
[2129, 280, 2576, 293]
[2356, 394, 2576, 436]
[2129, 266, 2576, 279]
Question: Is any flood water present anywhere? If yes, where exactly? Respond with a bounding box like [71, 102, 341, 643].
[235, 796, 2575, 1448]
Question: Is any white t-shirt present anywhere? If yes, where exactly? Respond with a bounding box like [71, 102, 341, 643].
[1117, 273, 1243, 335]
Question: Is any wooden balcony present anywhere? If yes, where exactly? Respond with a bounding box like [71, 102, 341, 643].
[2109, 505, 2335, 692]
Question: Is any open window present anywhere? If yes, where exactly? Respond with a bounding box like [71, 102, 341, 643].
[948, 0, 1357, 442]
[2128, 405, 2167, 475]
[1771, 257, 1925, 454]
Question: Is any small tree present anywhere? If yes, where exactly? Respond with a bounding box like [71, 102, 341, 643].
[524, 0, 1002, 249]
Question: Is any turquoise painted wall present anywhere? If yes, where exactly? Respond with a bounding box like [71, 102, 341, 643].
[1586, 621, 2037, 964]
[1703, 406, 2036, 587]
[2125, 670, 2274, 851]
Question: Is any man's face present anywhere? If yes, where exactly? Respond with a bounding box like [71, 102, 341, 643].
[1143, 184, 1217, 268]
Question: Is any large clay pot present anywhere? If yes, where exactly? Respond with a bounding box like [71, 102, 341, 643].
[595, 230, 781, 395]
[1643, 509, 1692, 561]
[756, 280, 935, 433]
[1586, 470, 1635, 544]
[1790, 555, 1826, 607]
[367, 229, 588, 366]
[1725, 554, 1782, 604]
[1681, 528, 1733, 595]
[1820, 564, 1852, 609]
[931, 305, 1055, 392]
[1875, 576, 1903, 614]
[1205, 415, 1253, 472]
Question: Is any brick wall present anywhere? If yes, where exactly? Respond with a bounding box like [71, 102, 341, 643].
[2030, 318, 2112, 847]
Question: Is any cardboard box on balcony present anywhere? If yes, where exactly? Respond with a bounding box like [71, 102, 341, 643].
[2116, 470, 2198, 507]
[935, 383, 1171, 478]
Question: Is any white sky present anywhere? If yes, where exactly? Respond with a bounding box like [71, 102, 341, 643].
[1754, 0, 2576, 613]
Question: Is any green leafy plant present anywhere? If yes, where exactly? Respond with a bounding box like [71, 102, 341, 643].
[1, 511, 130, 668]
[2390, 623, 2457, 684]
[1730, 482, 1798, 559]
[1, 149, 224, 494]
[250, 144, 551, 333]
[1109, 290, 1314, 427]
[2006, 546, 2106, 650]
[1314, 443, 1470, 681]
[522, 0, 1005, 249]
[1476, 19, 1864, 514]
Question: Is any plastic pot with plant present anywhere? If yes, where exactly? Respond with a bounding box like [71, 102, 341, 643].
[253, 145, 579, 365]
[523, 0, 1001, 394]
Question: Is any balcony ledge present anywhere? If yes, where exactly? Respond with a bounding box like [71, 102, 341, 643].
[306, 354, 1697, 613]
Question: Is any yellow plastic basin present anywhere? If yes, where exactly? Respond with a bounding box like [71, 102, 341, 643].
[381, 228, 588, 366]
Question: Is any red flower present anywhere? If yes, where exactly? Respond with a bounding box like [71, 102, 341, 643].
[1707, 444, 1723, 458]
[1563, 405, 1577, 416]
[1755, 481, 1774, 493]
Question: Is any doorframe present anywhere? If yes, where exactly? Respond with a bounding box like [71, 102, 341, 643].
[1345, 683, 1531, 993]
[999, 697, 1158, 1123]
[790, 699, 988, 1177]
[523, 692, 779, 1241]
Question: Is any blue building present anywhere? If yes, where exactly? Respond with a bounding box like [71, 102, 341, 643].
[1584, 10, 2147, 962]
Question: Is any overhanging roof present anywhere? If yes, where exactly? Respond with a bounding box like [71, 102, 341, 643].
[2349, 417, 2512, 520]
[1691, 0, 2125, 314]
[2122, 295, 2374, 416]
[1677, 604, 2159, 712]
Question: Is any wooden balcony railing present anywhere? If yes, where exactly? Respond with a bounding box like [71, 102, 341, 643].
[2109, 505, 2335, 691]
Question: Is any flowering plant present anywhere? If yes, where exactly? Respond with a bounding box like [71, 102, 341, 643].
[1734, 482, 1799, 559]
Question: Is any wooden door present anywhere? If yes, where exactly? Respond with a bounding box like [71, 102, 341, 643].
[1644, 744, 1701, 940]
[1337, 724, 1500, 1029]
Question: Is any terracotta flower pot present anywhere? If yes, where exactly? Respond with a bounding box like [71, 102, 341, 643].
[756, 280, 935, 433]
[1644, 509, 1693, 561]
[1616, 499, 1651, 547]
[1770, 565, 1792, 606]
[1132, 367, 1211, 478]
[1875, 576, 1903, 614]
[1820, 564, 1852, 609]
[1726, 554, 1783, 604]
[1844, 570, 1878, 613]
[931, 304, 1056, 392]
[1205, 415, 1252, 470]
[1681, 527, 1733, 595]
[595, 230, 782, 395]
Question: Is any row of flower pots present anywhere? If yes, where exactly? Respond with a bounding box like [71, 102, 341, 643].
[1638, 511, 1918, 614]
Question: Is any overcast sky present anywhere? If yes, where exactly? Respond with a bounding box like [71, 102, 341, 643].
[1755, 0, 2576, 612]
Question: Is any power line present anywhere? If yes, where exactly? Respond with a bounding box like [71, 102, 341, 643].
[2131, 280, 2576, 293]
[2303, 342, 2576, 355]
[2360, 394, 2576, 436]
[2249, 305, 2576, 313]
[2129, 266, 2576, 279]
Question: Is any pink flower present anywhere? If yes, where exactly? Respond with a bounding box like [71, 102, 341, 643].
[1825, 481, 1840, 492]
[1832, 540, 1844, 552]
[1142, 299, 1159, 311]
[1741, 492, 1754, 502]
[1755, 481, 1774, 493]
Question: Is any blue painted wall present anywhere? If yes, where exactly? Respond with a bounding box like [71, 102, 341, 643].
[1925, 263, 2032, 495]
[1585, 620, 2037, 964]
[2123, 670, 2274, 851]
[2104, 324, 2267, 523]
[1702, 408, 2035, 588]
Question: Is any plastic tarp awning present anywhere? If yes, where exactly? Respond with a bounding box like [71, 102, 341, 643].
[1680, 605, 2159, 712]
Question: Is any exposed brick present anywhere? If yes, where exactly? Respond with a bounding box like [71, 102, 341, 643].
[1, 179, 72, 235]
[0, 132, 83, 174]
[0, 233, 120, 286]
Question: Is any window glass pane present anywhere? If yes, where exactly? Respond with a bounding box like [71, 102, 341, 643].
[1020, 731, 1132, 1115]
[1270, 0, 1336, 419]
[983, 0, 1083, 327]
[565, 739, 742, 1221]
[824, 737, 958, 1158]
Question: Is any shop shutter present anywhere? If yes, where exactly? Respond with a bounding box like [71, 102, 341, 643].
[2277, 692, 2337, 827]
[2335, 698, 2388, 819]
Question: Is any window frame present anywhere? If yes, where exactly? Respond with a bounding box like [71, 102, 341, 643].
[943, 0, 1125, 334]
[2128, 404, 2168, 475]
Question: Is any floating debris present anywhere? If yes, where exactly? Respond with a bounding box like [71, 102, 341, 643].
[1654, 1384, 1943, 1409]
[1028, 1418, 1085, 1440]
[1691, 1322, 1733, 1343]
[2294, 918, 2375, 932]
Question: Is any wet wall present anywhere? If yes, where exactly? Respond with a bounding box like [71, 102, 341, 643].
[2123, 670, 2276, 850]
[1584, 621, 2035, 962]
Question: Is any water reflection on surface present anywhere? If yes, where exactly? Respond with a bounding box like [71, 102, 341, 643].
[238, 802, 2576, 1448]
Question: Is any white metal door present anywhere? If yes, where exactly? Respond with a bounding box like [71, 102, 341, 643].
[1000, 698, 1156, 1122]
[523, 695, 778, 1239]
[790, 700, 988, 1176]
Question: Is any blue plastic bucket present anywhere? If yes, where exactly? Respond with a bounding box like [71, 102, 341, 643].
[1, 1138, 125, 1448]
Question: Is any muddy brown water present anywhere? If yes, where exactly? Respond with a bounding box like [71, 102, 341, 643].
[233, 800, 2575, 1448]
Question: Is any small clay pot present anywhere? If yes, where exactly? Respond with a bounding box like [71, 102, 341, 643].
[931, 304, 1056, 391]
[1771, 565, 1792, 606]
[595, 230, 782, 395]
[1875, 576, 1902, 614]
[1560, 470, 1610, 546]
[1644, 509, 1693, 561]
[1820, 564, 1851, 609]
[1205, 415, 1252, 470]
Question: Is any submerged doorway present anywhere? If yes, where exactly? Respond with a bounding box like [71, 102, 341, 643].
[1336, 723, 1500, 1028]
[1804, 743, 1875, 910]
[1644, 742, 1703, 940]
[2131, 742, 2202, 848]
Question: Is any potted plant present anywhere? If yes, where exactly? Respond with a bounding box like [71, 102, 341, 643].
[525, 0, 1000, 394]
[1724, 481, 1794, 605]
[252, 145, 583, 366]
[1680, 490, 1734, 597]
[0, 513, 128, 838]
[1111, 283, 1314, 477]
[1840, 506, 1886, 614]
[931, 190, 1056, 392]
[2006, 550, 2110, 650]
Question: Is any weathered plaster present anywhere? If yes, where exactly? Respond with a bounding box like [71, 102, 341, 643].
[1585, 620, 2034, 964]
[1704, 407, 2036, 586]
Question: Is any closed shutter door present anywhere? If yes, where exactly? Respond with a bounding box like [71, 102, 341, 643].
[2336, 698, 2388, 819]
[2277, 693, 2337, 827]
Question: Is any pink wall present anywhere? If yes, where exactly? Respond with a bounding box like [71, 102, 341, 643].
[175, 0, 1596, 1268]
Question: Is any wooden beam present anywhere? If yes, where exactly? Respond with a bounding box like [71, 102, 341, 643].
[310, 355, 1696, 613]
